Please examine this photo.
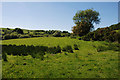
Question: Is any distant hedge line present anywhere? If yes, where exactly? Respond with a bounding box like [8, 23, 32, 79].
[1, 28, 71, 40]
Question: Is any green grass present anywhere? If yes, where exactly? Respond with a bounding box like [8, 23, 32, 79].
[2, 37, 106, 48]
[2, 37, 119, 78]
[115, 30, 120, 32]
[0, 60, 2, 79]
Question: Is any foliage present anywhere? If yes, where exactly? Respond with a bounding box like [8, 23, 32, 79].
[2, 37, 119, 78]
[72, 9, 100, 36]
[74, 44, 79, 50]
[62, 45, 73, 53]
[97, 43, 120, 52]
[72, 22, 91, 36]
[12, 28, 24, 34]
[53, 31, 61, 37]
[81, 22, 120, 43]
[2, 53, 7, 61]
[73, 9, 100, 25]
[3, 34, 18, 40]
[2, 45, 62, 59]
[1, 28, 70, 40]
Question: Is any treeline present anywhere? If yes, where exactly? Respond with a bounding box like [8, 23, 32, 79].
[2, 44, 79, 61]
[0, 28, 71, 40]
[81, 22, 120, 43]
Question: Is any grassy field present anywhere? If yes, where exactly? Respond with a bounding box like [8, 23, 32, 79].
[0, 60, 2, 79]
[2, 37, 106, 47]
[2, 37, 119, 78]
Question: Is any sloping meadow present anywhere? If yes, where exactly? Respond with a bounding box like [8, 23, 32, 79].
[2, 37, 119, 78]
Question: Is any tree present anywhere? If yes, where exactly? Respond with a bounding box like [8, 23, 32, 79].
[72, 22, 91, 36]
[72, 9, 100, 36]
[13, 28, 24, 34]
[53, 31, 61, 37]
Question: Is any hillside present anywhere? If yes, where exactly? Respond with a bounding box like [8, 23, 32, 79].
[82, 22, 120, 43]
[0, 28, 71, 40]
[1, 23, 120, 78]
[2, 37, 120, 78]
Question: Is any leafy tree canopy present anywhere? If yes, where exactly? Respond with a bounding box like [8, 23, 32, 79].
[72, 9, 100, 36]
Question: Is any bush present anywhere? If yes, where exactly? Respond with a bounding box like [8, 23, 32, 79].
[30, 52, 36, 58]
[31, 52, 44, 60]
[63, 31, 68, 33]
[74, 44, 79, 50]
[97, 46, 106, 52]
[2, 52, 7, 61]
[53, 32, 61, 37]
[2, 45, 62, 61]
[97, 43, 120, 52]
[47, 47, 58, 54]
[107, 43, 120, 51]
[64, 52, 68, 55]
[82, 36, 90, 41]
[62, 45, 73, 53]
[56, 45, 61, 53]
[3, 34, 11, 40]
[3, 33, 19, 40]
[78, 37, 82, 40]
[13, 28, 24, 34]
[114, 32, 120, 43]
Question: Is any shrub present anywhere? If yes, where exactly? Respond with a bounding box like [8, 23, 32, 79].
[12, 28, 24, 34]
[82, 36, 90, 41]
[31, 52, 36, 58]
[3, 33, 19, 40]
[53, 32, 61, 37]
[56, 45, 61, 53]
[97, 43, 120, 52]
[2, 52, 7, 61]
[31, 52, 45, 60]
[62, 45, 73, 53]
[63, 31, 68, 33]
[74, 44, 79, 50]
[97, 46, 106, 52]
[114, 32, 120, 43]
[64, 52, 68, 55]
[3, 34, 11, 40]
[78, 37, 82, 40]
[107, 43, 120, 51]
[47, 47, 56, 54]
